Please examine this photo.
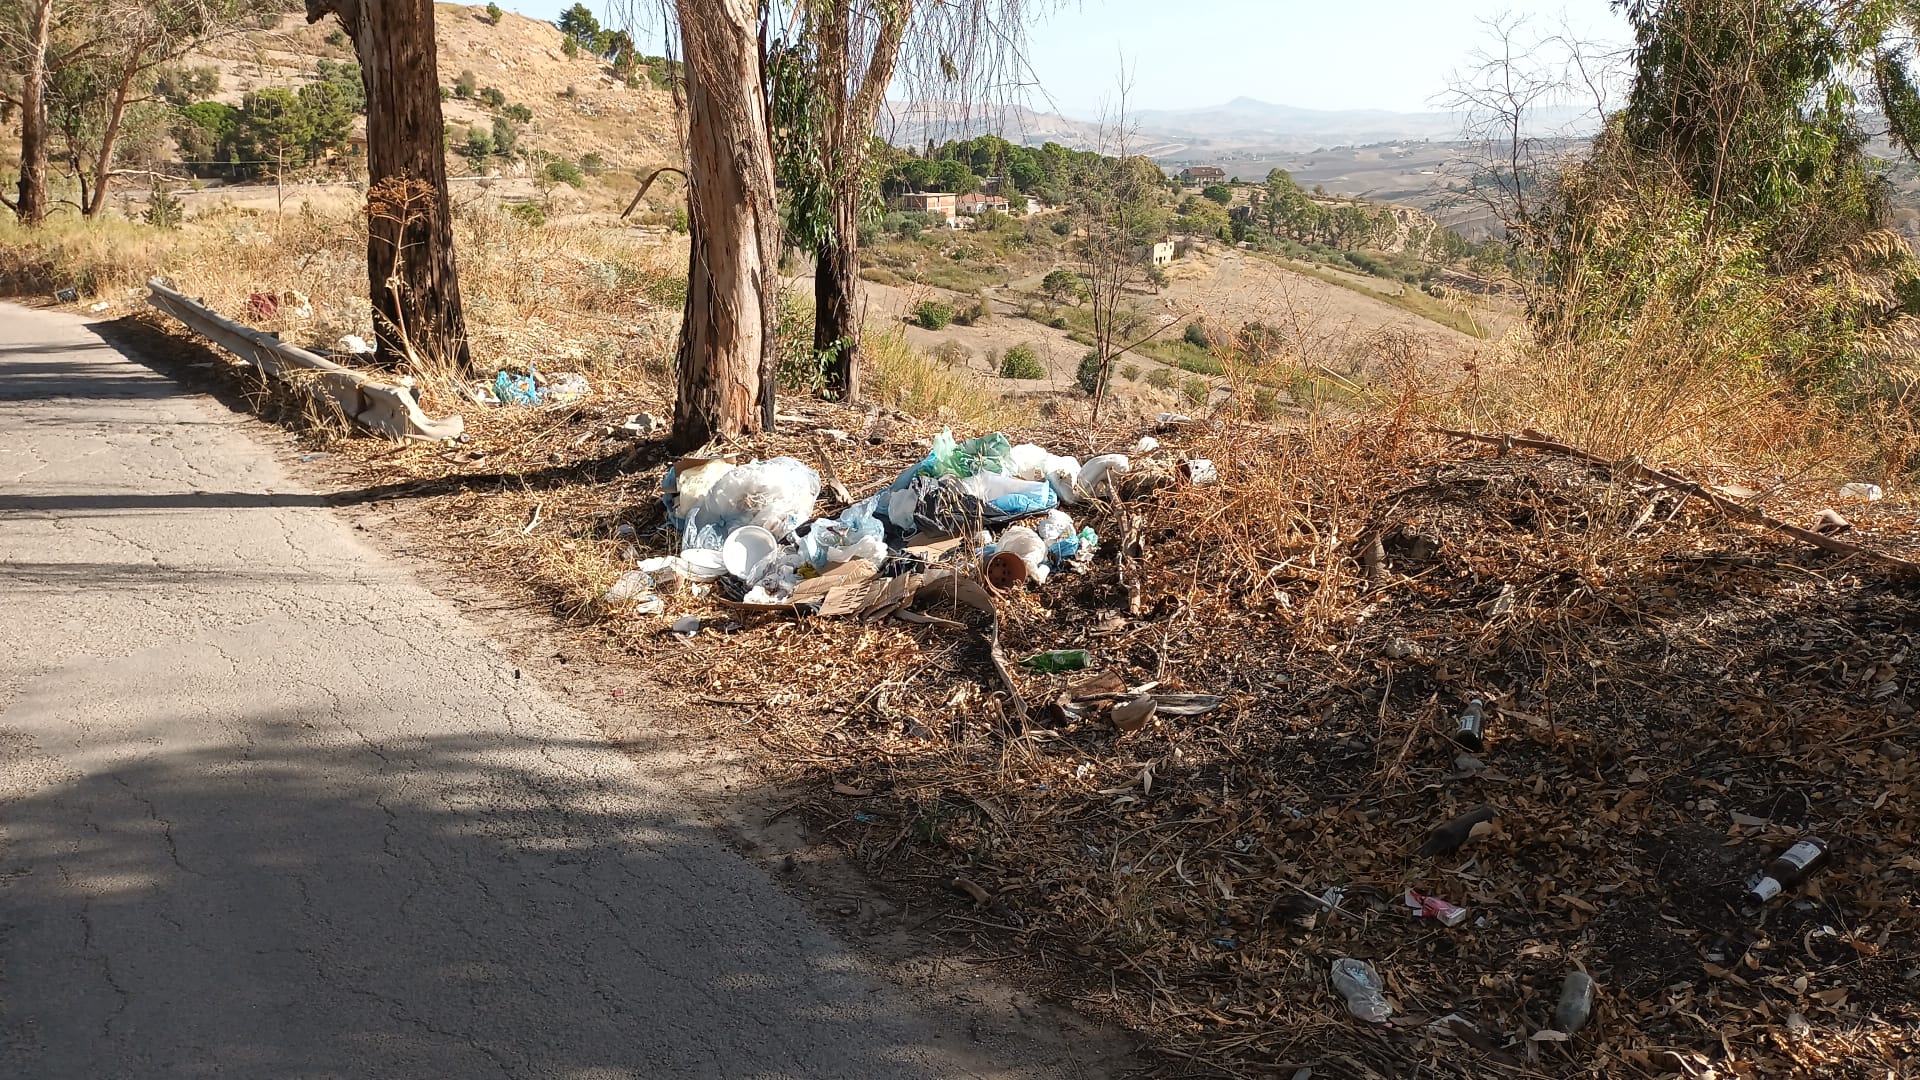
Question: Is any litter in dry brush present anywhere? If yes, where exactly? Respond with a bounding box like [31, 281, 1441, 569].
[315, 381, 1918, 1079]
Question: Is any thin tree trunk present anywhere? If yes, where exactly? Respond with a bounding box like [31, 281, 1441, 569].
[13, 0, 54, 224]
[307, 0, 471, 375]
[671, 0, 780, 450]
[813, 0, 910, 402]
[813, 194, 860, 401]
[85, 62, 141, 218]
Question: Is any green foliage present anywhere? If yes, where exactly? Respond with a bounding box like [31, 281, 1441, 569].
[558, 3, 601, 44]
[502, 103, 533, 124]
[1040, 268, 1080, 303]
[953, 295, 991, 326]
[543, 159, 585, 187]
[479, 86, 506, 109]
[485, 2, 503, 25]
[505, 202, 545, 227]
[1076, 350, 1111, 396]
[324, 28, 348, 48]
[315, 60, 365, 114]
[1180, 375, 1210, 406]
[1145, 367, 1176, 390]
[669, 206, 689, 234]
[462, 125, 494, 160]
[1120, 362, 1141, 382]
[581, 152, 605, 175]
[1251, 386, 1284, 420]
[490, 117, 519, 157]
[154, 65, 219, 107]
[144, 182, 183, 229]
[913, 300, 953, 330]
[1050, 217, 1073, 236]
[173, 100, 237, 168]
[215, 84, 354, 179]
[774, 295, 830, 393]
[1000, 344, 1046, 379]
[562, 36, 580, 59]
[1202, 183, 1232, 205]
[1183, 320, 1213, 350]
[454, 70, 477, 99]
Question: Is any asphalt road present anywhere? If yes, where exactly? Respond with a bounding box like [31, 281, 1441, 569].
[0, 304, 1088, 1079]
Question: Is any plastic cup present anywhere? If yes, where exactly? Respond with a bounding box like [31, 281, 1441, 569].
[722, 526, 777, 578]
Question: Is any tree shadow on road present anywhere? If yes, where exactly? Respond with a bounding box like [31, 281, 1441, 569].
[0, 718, 1024, 1079]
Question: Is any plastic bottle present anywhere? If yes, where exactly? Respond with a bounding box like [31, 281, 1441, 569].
[1455, 698, 1487, 752]
[1330, 958, 1392, 1023]
[1746, 837, 1830, 904]
[1022, 650, 1090, 674]
[1838, 483, 1884, 501]
[1554, 971, 1596, 1034]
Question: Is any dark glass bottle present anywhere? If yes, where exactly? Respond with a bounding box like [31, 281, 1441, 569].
[1746, 838, 1829, 904]
[1455, 698, 1487, 752]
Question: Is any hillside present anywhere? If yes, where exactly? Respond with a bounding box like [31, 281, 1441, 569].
[186, 4, 680, 178]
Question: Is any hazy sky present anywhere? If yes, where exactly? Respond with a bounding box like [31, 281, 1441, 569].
[504, 1, 1627, 116]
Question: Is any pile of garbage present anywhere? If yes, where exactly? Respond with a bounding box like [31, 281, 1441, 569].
[606, 428, 1213, 621]
[471, 365, 591, 408]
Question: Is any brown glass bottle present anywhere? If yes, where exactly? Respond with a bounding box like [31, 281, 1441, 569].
[1746, 837, 1829, 904]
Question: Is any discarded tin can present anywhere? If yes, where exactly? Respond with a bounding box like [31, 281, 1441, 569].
[1404, 889, 1469, 927]
[1022, 650, 1090, 674]
[1746, 837, 1830, 905]
[1330, 958, 1392, 1023]
[1554, 971, 1596, 1034]
[1180, 459, 1218, 486]
[1455, 698, 1487, 752]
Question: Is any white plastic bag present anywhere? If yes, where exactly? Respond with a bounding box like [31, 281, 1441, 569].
[696, 457, 821, 537]
[1076, 454, 1131, 499]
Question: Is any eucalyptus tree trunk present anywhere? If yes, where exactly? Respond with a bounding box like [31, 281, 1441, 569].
[811, 0, 912, 402]
[670, 0, 780, 449]
[306, 0, 471, 374]
[9, 0, 54, 225]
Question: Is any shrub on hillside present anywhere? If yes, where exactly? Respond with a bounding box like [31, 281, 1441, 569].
[1120, 363, 1141, 382]
[485, 2, 503, 24]
[1077, 350, 1107, 396]
[1183, 320, 1213, 349]
[544, 159, 586, 188]
[932, 341, 971, 367]
[1000, 344, 1045, 379]
[913, 301, 952, 330]
[1145, 367, 1176, 390]
[1180, 375, 1210, 407]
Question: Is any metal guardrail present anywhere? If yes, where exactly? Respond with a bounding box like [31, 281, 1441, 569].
[145, 278, 463, 442]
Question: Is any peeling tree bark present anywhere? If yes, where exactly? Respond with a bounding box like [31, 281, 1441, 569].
[9, 0, 54, 224]
[306, 0, 471, 374]
[671, 0, 780, 450]
[810, 0, 911, 403]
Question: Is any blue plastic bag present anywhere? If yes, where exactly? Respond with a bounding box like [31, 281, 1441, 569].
[494, 368, 544, 406]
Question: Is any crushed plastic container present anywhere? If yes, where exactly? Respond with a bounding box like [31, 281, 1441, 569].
[1331, 958, 1392, 1023]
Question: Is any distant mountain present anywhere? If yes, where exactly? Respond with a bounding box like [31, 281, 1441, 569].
[1133, 96, 1467, 148]
[880, 94, 1596, 162]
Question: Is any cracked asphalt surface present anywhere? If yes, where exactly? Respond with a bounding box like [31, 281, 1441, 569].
[0, 305, 1089, 1079]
